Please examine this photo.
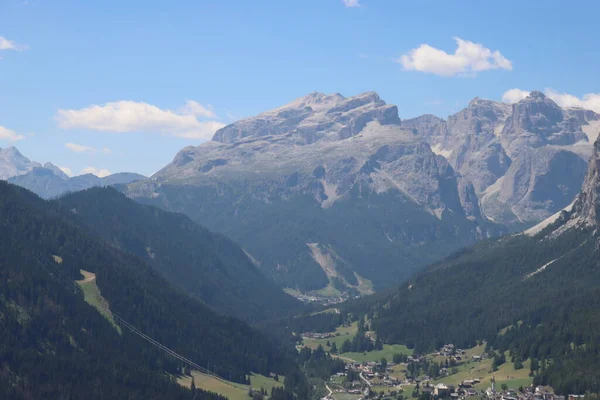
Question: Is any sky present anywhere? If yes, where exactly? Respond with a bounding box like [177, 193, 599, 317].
[1, 0, 600, 177]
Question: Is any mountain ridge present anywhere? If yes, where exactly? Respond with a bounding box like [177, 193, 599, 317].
[0, 180, 296, 398]
[127, 91, 504, 294]
[56, 186, 304, 322]
[404, 90, 599, 227]
[0, 147, 147, 198]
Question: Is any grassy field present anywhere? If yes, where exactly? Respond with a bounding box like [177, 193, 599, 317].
[303, 321, 358, 351]
[249, 373, 284, 393]
[431, 350, 532, 391]
[178, 372, 283, 400]
[283, 288, 303, 297]
[342, 344, 413, 363]
[76, 269, 121, 333]
[179, 372, 248, 400]
[302, 321, 413, 363]
[464, 344, 486, 359]
[388, 363, 408, 381]
[316, 283, 343, 297]
[310, 307, 341, 316]
[284, 273, 373, 300]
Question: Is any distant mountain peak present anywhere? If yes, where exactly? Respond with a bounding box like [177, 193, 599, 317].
[43, 162, 70, 180]
[298, 91, 344, 103]
[211, 91, 399, 145]
[528, 90, 546, 100]
[503, 89, 566, 137]
[468, 96, 494, 106]
[2, 146, 26, 158]
[3, 145, 19, 153]
[0, 146, 41, 180]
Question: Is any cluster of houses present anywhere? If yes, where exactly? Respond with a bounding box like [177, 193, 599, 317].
[485, 384, 584, 400]
[319, 342, 587, 400]
[302, 332, 334, 340]
[288, 291, 352, 305]
[325, 358, 586, 400]
[419, 380, 482, 398]
[436, 343, 488, 364]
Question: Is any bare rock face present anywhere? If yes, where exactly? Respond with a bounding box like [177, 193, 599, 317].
[0, 146, 41, 180]
[572, 137, 600, 224]
[482, 147, 589, 225]
[128, 92, 499, 292]
[406, 91, 600, 227]
[129, 90, 600, 292]
[502, 91, 587, 151]
[212, 91, 400, 145]
[152, 92, 467, 218]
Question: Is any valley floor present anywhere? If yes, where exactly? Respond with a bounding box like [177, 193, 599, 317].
[301, 323, 533, 400]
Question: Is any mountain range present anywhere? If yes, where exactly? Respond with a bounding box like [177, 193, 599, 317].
[0, 146, 146, 198]
[4, 90, 598, 298]
[126, 90, 599, 295]
[404, 91, 599, 227]
[3, 89, 600, 398]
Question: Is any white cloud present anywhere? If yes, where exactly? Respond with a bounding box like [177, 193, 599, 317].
[81, 166, 112, 178]
[544, 89, 600, 114]
[502, 88, 530, 104]
[56, 100, 226, 140]
[64, 142, 112, 155]
[0, 36, 27, 52]
[342, 0, 361, 7]
[58, 166, 73, 177]
[0, 126, 25, 141]
[65, 142, 96, 153]
[179, 100, 217, 118]
[398, 37, 513, 77]
[501, 88, 600, 114]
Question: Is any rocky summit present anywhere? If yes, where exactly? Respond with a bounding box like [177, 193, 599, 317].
[404, 91, 600, 227]
[0, 146, 42, 180]
[127, 91, 502, 294]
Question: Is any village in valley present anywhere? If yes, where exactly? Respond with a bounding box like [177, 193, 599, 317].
[301, 323, 576, 400]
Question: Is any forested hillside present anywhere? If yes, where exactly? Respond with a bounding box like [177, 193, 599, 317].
[350, 218, 600, 394]
[0, 181, 297, 398]
[56, 187, 303, 322]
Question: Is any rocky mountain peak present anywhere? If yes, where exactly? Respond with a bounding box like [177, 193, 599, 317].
[503, 90, 564, 136]
[462, 97, 511, 122]
[0, 146, 41, 180]
[1, 146, 26, 158]
[572, 137, 600, 224]
[211, 91, 399, 145]
[444, 98, 510, 139]
[43, 162, 70, 180]
[278, 91, 345, 112]
[528, 90, 546, 99]
[467, 97, 503, 109]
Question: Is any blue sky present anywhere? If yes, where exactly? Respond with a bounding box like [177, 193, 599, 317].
[1, 0, 600, 176]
